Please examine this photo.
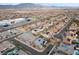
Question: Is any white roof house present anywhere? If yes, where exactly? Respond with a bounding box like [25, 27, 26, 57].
[34, 38, 45, 49]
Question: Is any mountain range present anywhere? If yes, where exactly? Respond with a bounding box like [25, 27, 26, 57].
[0, 3, 79, 9]
[0, 3, 46, 9]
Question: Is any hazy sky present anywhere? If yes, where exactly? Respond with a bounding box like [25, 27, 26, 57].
[0, 3, 79, 7]
[0, 3, 19, 5]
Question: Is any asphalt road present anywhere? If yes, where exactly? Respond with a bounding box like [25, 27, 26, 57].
[54, 17, 74, 40]
[8, 38, 55, 55]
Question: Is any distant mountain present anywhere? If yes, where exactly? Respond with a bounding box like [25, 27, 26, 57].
[16, 3, 43, 8]
[50, 6, 79, 9]
[0, 3, 79, 9]
[0, 3, 45, 9]
[0, 5, 14, 9]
